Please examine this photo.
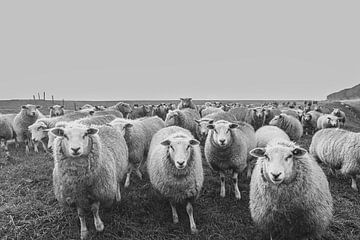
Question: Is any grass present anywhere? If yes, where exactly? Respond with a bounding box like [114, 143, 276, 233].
[1, 100, 360, 240]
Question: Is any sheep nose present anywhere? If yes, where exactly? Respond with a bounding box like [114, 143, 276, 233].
[219, 139, 226, 145]
[71, 147, 80, 155]
[177, 161, 185, 167]
[271, 172, 282, 180]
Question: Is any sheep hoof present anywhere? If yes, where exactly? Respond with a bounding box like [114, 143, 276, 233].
[191, 228, 199, 235]
[351, 185, 358, 191]
[235, 193, 241, 200]
[95, 221, 104, 232]
[80, 230, 88, 240]
[220, 191, 225, 198]
[173, 216, 179, 224]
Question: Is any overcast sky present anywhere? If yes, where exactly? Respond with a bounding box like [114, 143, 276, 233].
[0, 1, 359, 101]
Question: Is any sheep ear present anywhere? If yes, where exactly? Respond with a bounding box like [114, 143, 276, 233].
[86, 128, 98, 135]
[89, 110, 95, 115]
[124, 123, 133, 129]
[51, 128, 64, 137]
[208, 120, 214, 124]
[189, 139, 200, 146]
[195, 119, 201, 124]
[36, 105, 42, 109]
[229, 123, 239, 129]
[161, 139, 171, 146]
[207, 124, 215, 130]
[292, 147, 307, 157]
[21, 105, 28, 109]
[61, 105, 64, 109]
[49, 106, 54, 110]
[250, 148, 266, 158]
[180, 98, 184, 101]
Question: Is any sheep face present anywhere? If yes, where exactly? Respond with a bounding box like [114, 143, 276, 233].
[195, 119, 212, 141]
[327, 116, 339, 128]
[161, 136, 199, 169]
[332, 108, 340, 116]
[21, 104, 41, 117]
[303, 114, 312, 122]
[250, 145, 307, 185]
[109, 120, 132, 136]
[207, 120, 238, 148]
[179, 98, 193, 108]
[165, 111, 179, 126]
[28, 122, 48, 142]
[50, 105, 64, 117]
[51, 125, 98, 157]
[143, 105, 152, 113]
[118, 102, 132, 114]
[269, 114, 286, 126]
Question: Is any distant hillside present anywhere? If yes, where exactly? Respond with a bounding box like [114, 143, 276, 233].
[327, 83, 360, 100]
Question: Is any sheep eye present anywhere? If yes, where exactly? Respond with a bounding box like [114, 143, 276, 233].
[170, 145, 174, 151]
[63, 134, 69, 139]
[186, 145, 190, 150]
[285, 155, 292, 161]
[264, 154, 269, 160]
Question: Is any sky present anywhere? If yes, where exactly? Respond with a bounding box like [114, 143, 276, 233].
[0, 1, 359, 101]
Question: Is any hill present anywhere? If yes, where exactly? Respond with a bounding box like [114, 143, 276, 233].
[327, 83, 360, 100]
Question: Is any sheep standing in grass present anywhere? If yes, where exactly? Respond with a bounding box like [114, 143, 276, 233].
[255, 125, 290, 148]
[107, 102, 132, 118]
[331, 108, 346, 127]
[13, 104, 45, 153]
[269, 113, 303, 141]
[244, 108, 266, 131]
[165, 108, 201, 140]
[249, 140, 333, 240]
[317, 114, 339, 130]
[0, 113, 17, 159]
[52, 123, 128, 240]
[263, 107, 282, 125]
[177, 98, 197, 111]
[147, 126, 203, 234]
[110, 116, 165, 187]
[310, 128, 360, 191]
[301, 110, 323, 135]
[205, 120, 256, 199]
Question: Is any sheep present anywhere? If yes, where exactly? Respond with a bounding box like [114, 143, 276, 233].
[107, 102, 132, 118]
[13, 104, 45, 153]
[269, 113, 303, 141]
[52, 123, 128, 239]
[0, 113, 17, 159]
[147, 126, 203, 234]
[204, 120, 256, 199]
[317, 114, 339, 130]
[93, 109, 124, 118]
[331, 108, 346, 126]
[129, 105, 153, 119]
[310, 128, 360, 191]
[177, 98, 197, 111]
[109, 116, 165, 187]
[153, 104, 168, 120]
[301, 110, 323, 135]
[165, 108, 201, 140]
[263, 107, 282, 125]
[79, 104, 94, 110]
[49, 105, 65, 117]
[255, 125, 290, 148]
[200, 107, 224, 118]
[249, 140, 333, 240]
[227, 107, 248, 122]
[74, 115, 117, 127]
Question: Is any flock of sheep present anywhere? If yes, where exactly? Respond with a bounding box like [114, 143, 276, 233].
[0, 98, 356, 239]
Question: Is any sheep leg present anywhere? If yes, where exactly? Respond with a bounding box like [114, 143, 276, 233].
[170, 202, 179, 224]
[186, 201, 198, 234]
[124, 170, 131, 188]
[33, 141, 39, 153]
[41, 140, 48, 153]
[220, 172, 226, 198]
[77, 207, 88, 240]
[91, 201, 104, 232]
[351, 175, 358, 191]
[116, 183, 121, 202]
[232, 171, 241, 200]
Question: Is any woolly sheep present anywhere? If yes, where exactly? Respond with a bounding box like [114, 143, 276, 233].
[0, 113, 17, 159]
[249, 140, 333, 239]
[281, 108, 300, 120]
[205, 120, 256, 199]
[331, 108, 346, 126]
[177, 98, 197, 111]
[310, 128, 360, 191]
[317, 114, 339, 130]
[74, 115, 117, 127]
[165, 108, 201, 140]
[93, 109, 123, 118]
[200, 107, 224, 118]
[255, 125, 290, 148]
[301, 110, 323, 135]
[269, 113, 303, 141]
[52, 123, 128, 239]
[79, 104, 94, 110]
[13, 104, 45, 153]
[107, 102, 132, 118]
[109, 116, 165, 187]
[153, 104, 168, 120]
[129, 105, 153, 119]
[49, 105, 65, 117]
[263, 107, 282, 125]
[147, 126, 203, 234]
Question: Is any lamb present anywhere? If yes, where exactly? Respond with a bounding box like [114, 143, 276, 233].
[249, 140, 333, 240]
[13, 104, 45, 153]
[301, 110, 323, 135]
[107, 102, 132, 118]
[255, 125, 290, 148]
[204, 120, 256, 199]
[177, 98, 197, 111]
[331, 108, 346, 126]
[109, 116, 165, 187]
[49, 105, 65, 117]
[310, 128, 360, 191]
[317, 114, 339, 130]
[269, 113, 303, 141]
[129, 105, 153, 119]
[52, 123, 129, 239]
[165, 108, 201, 140]
[0, 113, 17, 159]
[200, 107, 224, 118]
[147, 126, 203, 234]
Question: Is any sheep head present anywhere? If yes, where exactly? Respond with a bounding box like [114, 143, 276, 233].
[207, 120, 238, 148]
[21, 104, 41, 117]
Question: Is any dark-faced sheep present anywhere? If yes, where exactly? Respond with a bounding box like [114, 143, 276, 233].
[177, 98, 197, 111]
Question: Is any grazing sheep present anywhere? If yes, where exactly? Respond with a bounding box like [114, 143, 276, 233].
[52, 123, 128, 239]
[109, 116, 165, 187]
[310, 128, 360, 191]
[129, 105, 153, 119]
[107, 102, 132, 118]
[269, 113, 303, 141]
[165, 108, 201, 140]
[331, 108, 346, 126]
[255, 125, 290, 148]
[249, 140, 333, 240]
[177, 98, 197, 111]
[200, 107, 224, 118]
[147, 126, 203, 234]
[49, 105, 65, 117]
[204, 120, 256, 199]
[301, 110, 323, 135]
[317, 114, 339, 130]
[13, 104, 45, 153]
[93, 109, 123, 118]
[0, 113, 17, 158]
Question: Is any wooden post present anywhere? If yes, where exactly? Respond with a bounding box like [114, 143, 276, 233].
[33, 95, 36, 102]
[73, 102, 77, 111]
[51, 95, 54, 104]
[37, 93, 41, 100]
[62, 99, 65, 107]
[43, 92, 46, 101]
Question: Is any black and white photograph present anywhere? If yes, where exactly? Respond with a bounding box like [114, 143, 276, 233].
[1, 1, 360, 239]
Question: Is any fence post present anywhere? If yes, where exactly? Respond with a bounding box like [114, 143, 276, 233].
[52, 95, 54, 104]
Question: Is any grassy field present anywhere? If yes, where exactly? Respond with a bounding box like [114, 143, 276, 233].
[1, 100, 360, 240]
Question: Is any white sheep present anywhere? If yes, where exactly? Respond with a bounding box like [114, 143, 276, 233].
[165, 108, 201, 140]
[249, 140, 333, 239]
[204, 120, 256, 199]
[255, 125, 290, 148]
[310, 128, 360, 191]
[269, 113, 303, 141]
[301, 110, 323, 135]
[317, 114, 339, 130]
[52, 123, 128, 239]
[331, 108, 346, 127]
[49, 105, 65, 117]
[147, 126, 203, 234]
[0, 113, 17, 159]
[107, 102, 132, 118]
[200, 107, 224, 117]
